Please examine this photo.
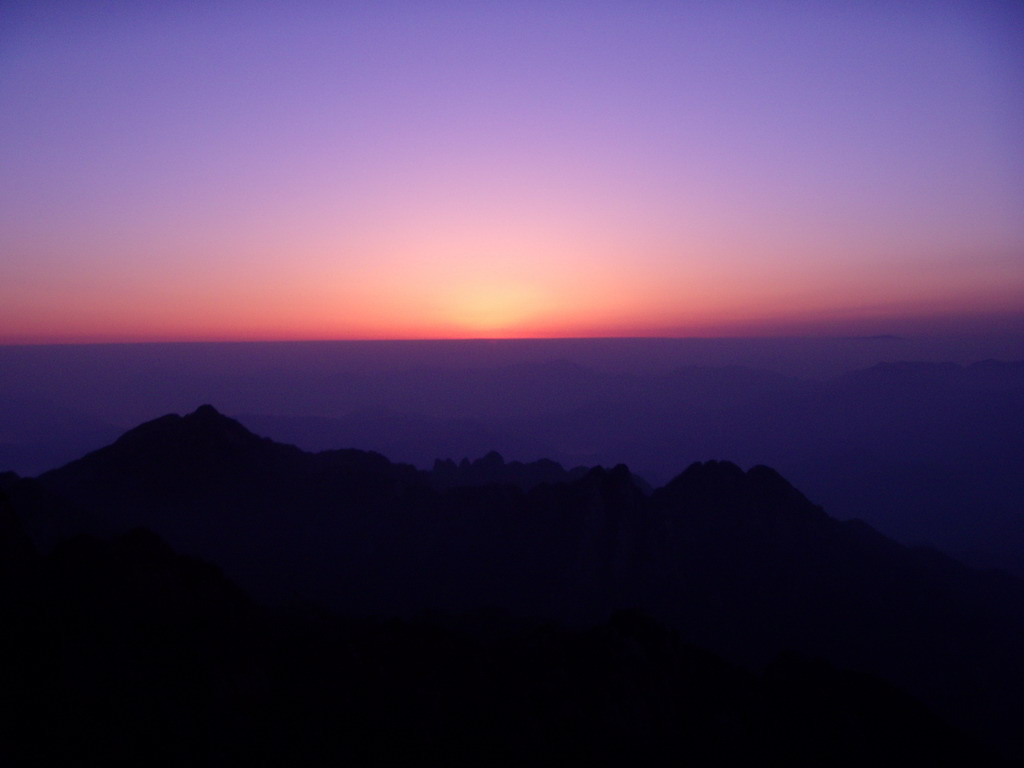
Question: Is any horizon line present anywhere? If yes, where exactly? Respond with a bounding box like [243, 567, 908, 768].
[11, 332, 1024, 349]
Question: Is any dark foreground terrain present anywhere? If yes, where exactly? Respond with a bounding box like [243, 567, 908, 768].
[1, 406, 1022, 764]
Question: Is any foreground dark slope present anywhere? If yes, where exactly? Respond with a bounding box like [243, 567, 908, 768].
[0, 501, 993, 766]
[8, 405, 1024, 758]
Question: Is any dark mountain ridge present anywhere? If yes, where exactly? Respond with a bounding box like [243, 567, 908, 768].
[5, 405, 1023, 759]
[0, 501, 994, 765]
[3, 351, 1021, 575]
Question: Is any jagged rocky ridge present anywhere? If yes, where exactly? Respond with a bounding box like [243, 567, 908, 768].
[2, 405, 1023, 761]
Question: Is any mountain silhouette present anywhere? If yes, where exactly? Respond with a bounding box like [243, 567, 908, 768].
[4, 351, 1021, 575]
[0, 485, 998, 766]
[5, 405, 1023, 759]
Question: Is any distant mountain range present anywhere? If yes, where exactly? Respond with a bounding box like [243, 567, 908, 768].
[2, 405, 1022, 762]
[3, 354, 1021, 576]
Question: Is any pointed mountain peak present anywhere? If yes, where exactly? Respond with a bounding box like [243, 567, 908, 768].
[102, 405, 258, 452]
[655, 460, 821, 520]
[189, 404, 223, 419]
[179, 404, 248, 430]
[177, 404, 258, 439]
[40, 405, 294, 487]
[123, 404, 267, 450]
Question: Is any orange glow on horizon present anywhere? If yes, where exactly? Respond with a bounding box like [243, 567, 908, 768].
[5, 303, 1024, 346]
[3, 236, 1023, 345]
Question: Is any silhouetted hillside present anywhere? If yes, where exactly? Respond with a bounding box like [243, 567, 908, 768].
[228, 358, 1023, 574]
[3, 345, 1021, 575]
[7, 405, 1022, 759]
[0, 482, 998, 765]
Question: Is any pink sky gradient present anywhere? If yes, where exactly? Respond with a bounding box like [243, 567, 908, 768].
[2, 1, 1022, 343]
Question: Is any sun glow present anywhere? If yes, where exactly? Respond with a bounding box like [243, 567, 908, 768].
[442, 279, 547, 337]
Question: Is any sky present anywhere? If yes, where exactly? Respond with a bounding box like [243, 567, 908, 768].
[2, 0, 1022, 343]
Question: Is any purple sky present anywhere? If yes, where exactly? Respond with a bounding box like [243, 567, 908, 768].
[2, 1, 1022, 342]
